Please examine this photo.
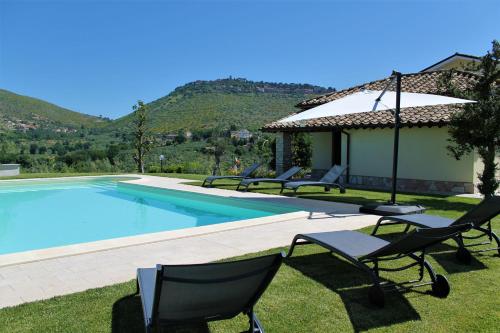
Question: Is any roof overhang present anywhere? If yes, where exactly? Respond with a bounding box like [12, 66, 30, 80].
[420, 53, 480, 72]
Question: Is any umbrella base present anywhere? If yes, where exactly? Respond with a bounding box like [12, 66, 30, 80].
[359, 203, 425, 216]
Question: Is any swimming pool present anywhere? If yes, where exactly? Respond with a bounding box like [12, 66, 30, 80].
[0, 177, 298, 255]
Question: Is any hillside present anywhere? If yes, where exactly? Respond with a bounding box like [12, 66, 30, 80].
[112, 78, 335, 132]
[0, 89, 108, 132]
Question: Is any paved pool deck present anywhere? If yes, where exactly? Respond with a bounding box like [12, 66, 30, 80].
[0, 175, 380, 309]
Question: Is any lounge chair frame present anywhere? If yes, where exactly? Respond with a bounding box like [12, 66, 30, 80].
[286, 225, 470, 306]
[371, 195, 500, 261]
[281, 165, 347, 195]
[236, 166, 302, 192]
[201, 163, 260, 188]
[136, 253, 284, 333]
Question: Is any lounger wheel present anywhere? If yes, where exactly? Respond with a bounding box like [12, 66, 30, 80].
[340, 188, 346, 194]
[368, 285, 385, 307]
[455, 247, 472, 264]
[253, 182, 259, 186]
[431, 274, 450, 298]
[324, 186, 331, 192]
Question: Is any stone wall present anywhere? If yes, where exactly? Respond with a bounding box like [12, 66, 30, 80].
[347, 174, 475, 194]
[311, 169, 475, 194]
[275, 132, 292, 175]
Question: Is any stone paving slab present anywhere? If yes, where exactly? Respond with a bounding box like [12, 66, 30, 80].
[0, 175, 379, 308]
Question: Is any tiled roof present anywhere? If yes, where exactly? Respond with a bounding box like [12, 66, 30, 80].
[263, 104, 463, 131]
[296, 70, 476, 109]
[262, 70, 477, 132]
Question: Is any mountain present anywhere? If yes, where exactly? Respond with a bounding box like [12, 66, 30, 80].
[0, 89, 108, 132]
[112, 78, 335, 132]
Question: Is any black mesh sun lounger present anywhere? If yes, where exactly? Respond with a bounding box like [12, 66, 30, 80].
[372, 195, 500, 263]
[287, 223, 471, 307]
[236, 166, 302, 192]
[202, 163, 261, 187]
[136, 253, 283, 333]
[282, 165, 347, 195]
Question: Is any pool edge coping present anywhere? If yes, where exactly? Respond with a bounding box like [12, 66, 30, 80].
[0, 211, 309, 267]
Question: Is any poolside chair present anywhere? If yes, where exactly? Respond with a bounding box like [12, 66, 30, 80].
[236, 166, 302, 192]
[282, 165, 347, 195]
[372, 195, 500, 263]
[136, 253, 284, 333]
[287, 223, 471, 307]
[201, 163, 261, 187]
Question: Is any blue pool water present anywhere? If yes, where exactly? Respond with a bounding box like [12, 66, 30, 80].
[0, 177, 297, 255]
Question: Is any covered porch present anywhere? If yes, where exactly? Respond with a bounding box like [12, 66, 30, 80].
[273, 126, 477, 195]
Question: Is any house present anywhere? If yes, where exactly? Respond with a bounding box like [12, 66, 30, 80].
[231, 129, 253, 140]
[262, 53, 498, 194]
[163, 134, 178, 142]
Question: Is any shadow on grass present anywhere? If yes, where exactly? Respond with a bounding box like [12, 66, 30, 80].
[374, 230, 489, 274]
[295, 193, 478, 213]
[285, 252, 421, 332]
[203, 183, 238, 188]
[298, 194, 380, 206]
[111, 294, 144, 333]
[112, 294, 212, 333]
[428, 242, 491, 273]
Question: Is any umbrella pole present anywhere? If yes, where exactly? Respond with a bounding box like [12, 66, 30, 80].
[359, 71, 425, 215]
[390, 71, 402, 204]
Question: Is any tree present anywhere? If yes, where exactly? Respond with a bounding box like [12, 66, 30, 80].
[445, 41, 499, 196]
[175, 129, 186, 144]
[132, 100, 152, 173]
[106, 144, 120, 165]
[256, 136, 274, 170]
[292, 133, 312, 168]
[29, 143, 38, 154]
[212, 139, 226, 176]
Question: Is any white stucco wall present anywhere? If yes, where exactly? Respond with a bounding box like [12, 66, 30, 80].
[348, 127, 475, 182]
[311, 127, 477, 183]
[0, 164, 20, 177]
[311, 132, 332, 170]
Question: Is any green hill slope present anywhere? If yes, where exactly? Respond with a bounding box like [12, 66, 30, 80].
[112, 78, 334, 132]
[0, 89, 108, 131]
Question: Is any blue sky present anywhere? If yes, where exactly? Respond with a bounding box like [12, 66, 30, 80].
[0, 0, 498, 119]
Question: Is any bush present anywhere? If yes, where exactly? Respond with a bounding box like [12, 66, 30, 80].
[148, 165, 161, 173]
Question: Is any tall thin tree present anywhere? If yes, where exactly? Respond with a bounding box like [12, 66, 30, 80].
[132, 100, 152, 173]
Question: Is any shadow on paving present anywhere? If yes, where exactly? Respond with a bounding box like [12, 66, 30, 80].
[285, 252, 421, 332]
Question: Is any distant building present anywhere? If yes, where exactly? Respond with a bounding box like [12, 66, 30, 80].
[162, 134, 178, 144]
[230, 129, 253, 140]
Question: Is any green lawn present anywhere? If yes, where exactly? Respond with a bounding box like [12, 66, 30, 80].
[0, 173, 498, 332]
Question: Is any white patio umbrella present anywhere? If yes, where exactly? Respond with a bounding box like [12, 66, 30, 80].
[279, 90, 474, 123]
[281, 72, 475, 215]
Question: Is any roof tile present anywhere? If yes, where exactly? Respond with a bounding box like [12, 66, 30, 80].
[262, 70, 477, 132]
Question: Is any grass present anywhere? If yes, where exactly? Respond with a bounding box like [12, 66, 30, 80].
[1, 224, 498, 332]
[0, 172, 498, 332]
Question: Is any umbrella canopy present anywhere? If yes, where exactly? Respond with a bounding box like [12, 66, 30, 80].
[279, 90, 475, 123]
